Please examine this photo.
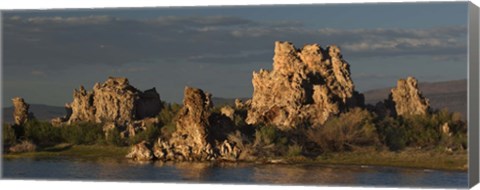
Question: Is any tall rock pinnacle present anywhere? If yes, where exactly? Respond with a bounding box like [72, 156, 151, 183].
[12, 97, 34, 126]
[246, 41, 364, 129]
[389, 77, 430, 116]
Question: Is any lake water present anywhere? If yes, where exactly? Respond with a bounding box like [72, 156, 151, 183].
[2, 157, 468, 188]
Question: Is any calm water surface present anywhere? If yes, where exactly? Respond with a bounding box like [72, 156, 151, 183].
[2, 157, 468, 188]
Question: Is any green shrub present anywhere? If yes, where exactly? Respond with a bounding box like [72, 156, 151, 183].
[233, 113, 247, 128]
[286, 143, 303, 157]
[254, 125, 279, 146]
[307, 108, 380, 152]
[401, 113, 439, 148]
[432, 110, 467, 150]
[157, 102, 181, 140]
[436, 110, 467, 136]
[20, 120, 109, 146]
[400, 109, 466, 149]
[106, 128, 125, 146]
[2, 123, 17, 146]
[61, 122, 104, 145]
[24, 120, 63, 145]
[129, 125, 161, 145]
[158, 102, 182, 126]
[375, 108, 467, 151]
[376, 117, 407, 151]
[452, 133, 467, 150]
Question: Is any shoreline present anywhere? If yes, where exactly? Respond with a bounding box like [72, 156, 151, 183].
[2, 144, 467, 172]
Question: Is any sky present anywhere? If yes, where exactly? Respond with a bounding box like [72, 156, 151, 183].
[1, 2, 469, 107]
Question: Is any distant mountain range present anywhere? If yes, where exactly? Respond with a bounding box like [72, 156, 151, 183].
[211, 97, 250, 107]
[2, 104, 66, 124]
[2, 79, 467, 124]
[1, 98, 251, 124]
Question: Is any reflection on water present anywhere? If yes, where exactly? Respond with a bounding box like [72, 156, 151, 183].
[253, 164, 352, 185]
[2, 158, 468, 188]
[168, 162, 212, 181]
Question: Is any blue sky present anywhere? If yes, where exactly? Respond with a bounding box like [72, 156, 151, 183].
[2, 2, 469, 107]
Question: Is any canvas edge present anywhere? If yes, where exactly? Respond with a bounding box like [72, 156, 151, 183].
[468, 1, 480, 188]
[0, 11, 4, 179]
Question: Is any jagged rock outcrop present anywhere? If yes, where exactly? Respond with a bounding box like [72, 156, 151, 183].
[66, 86, 95, 123]
[91, 77, 162, 124]
[440, 122, 452, 136]
[53, 77, 162, 129]
[12, 97, 34, 126]
[167, 86, 216, 160]
[385, 77, 430, 116]
[220, 106, 235, 120]
[127, 86, 243, 162]
[126, 117, 160, 136]
[92, 78, 137, 124]
[235, 99, 251, 110]
[152, 138, 175, 161]
[246, 41, 364, 129]
[218, 140, 242, 161]
[51, 103, 74, 126]
[125, 141, 154, 161]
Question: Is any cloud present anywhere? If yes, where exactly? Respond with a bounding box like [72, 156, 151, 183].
[30, 70, 46, 77]
[22, 15, 115, 25]
[3, 15, 467, 72]
[147, 15, 253, 27]
[229, 26, 467, 57]
[323, 27, 467, 57]
[112, 66, 148, 73]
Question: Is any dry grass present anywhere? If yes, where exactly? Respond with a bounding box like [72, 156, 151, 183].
[306, 108, 380, 152]
[4, 143, 129, 160]
[8, 140, 37, 153]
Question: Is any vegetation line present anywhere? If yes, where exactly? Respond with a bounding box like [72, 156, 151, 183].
[3, 101, 468, 171]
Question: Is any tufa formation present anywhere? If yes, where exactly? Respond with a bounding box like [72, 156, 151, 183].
[52, 77, 162, 137]
[9, 41, 435, 162]
[12, 97, 34, 126]
[167, 86, 216, 161]
[245, 41, 364, 129]
[375, 77, 430, 117]
[389, 77, 430, 116]
[127, 86, 241, 162]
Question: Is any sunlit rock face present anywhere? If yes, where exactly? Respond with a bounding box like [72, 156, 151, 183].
[54, 77, 162, 126]
[125, 140, 154, 161]
[66, 85, 96, 123]
[129, 86, 242, 162]
[12, 97, 34, 126]
[92, 77, 137, 124]
[92, 77, 162, 124]
[388, 77, 430, 116]
[246, 41, 364, 129]
[168, 86, 216, 161]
